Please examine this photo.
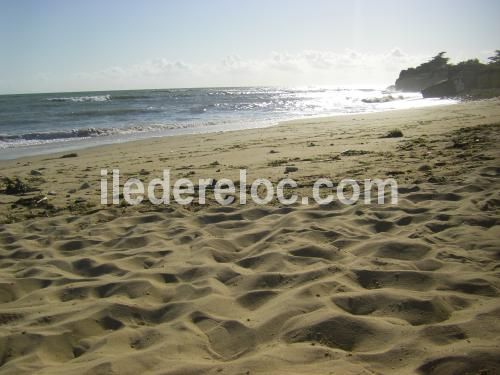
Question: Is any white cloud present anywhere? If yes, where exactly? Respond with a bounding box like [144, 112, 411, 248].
[389, 48, 404, 58]
[2, 49, 430, 93]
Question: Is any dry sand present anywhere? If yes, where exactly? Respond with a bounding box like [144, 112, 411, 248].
[0, 99, 500, 374]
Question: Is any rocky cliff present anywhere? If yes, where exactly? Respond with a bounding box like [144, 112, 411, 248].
[395, 67, 449, 92]
[422, 64, 500, 98]
[395, 52, 450, 92]
[395, 51, 500, 98]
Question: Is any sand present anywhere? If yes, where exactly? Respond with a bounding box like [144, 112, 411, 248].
[0, 99, 499, 374]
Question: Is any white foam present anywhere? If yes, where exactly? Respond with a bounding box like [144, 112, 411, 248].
[47, 95, 111, 103]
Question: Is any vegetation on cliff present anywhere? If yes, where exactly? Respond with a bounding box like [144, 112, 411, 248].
[395, 51, 500, 98]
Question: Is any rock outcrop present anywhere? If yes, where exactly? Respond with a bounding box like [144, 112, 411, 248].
[395, 51, 500, 98]
[395, 68, 448, 92]
[395, 52, 450, 92]
[422, 64, 500, 98]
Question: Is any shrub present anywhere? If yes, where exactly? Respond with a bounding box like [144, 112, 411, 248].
[383, 129, 404, 138]
[3, 177, 32, 195]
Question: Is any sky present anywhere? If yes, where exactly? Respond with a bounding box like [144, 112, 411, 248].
[0, 0, 499, 94]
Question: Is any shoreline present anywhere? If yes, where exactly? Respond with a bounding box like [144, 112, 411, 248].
[1, 99, 459, 163]
[0, 96, 457, 162]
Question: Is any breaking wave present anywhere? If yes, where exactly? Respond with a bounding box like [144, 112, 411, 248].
[47, 95, 111, 103]
[0, 122, 220, 149]
[1, 125, 166, 142]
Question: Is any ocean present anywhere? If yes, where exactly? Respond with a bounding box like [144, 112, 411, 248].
[0, 87, 456, 160]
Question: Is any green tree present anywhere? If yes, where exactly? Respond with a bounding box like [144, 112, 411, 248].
[429, 52, 449, 66]
[417, 52, 450, 72]
[488, 50, 500, 64]
[456, 59, 482, 67]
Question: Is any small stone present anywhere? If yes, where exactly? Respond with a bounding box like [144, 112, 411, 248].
[80, 182, 91, 190]
[382, 129, 403, 138]
[285, 166, 298, 173]
[30, 170, 42, 176]
[418, 164, 432, 172]
[60, 153, 78, 158]
[48, 191, 57, 196]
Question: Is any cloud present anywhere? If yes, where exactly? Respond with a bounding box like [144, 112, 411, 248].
[389, 48, 404, 58]
[98, 59, 191, 79]
[3, 48, 430, 93]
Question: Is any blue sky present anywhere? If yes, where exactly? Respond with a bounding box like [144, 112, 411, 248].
[1, 0, 499, 94]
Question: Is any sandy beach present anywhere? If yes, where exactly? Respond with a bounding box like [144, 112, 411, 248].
[1, 99, 500, 374]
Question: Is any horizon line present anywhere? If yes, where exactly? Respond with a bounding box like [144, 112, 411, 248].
[0, 83, 391, 97]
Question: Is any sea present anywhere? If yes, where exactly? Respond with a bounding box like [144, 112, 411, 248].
[0, 87, 456, 160]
